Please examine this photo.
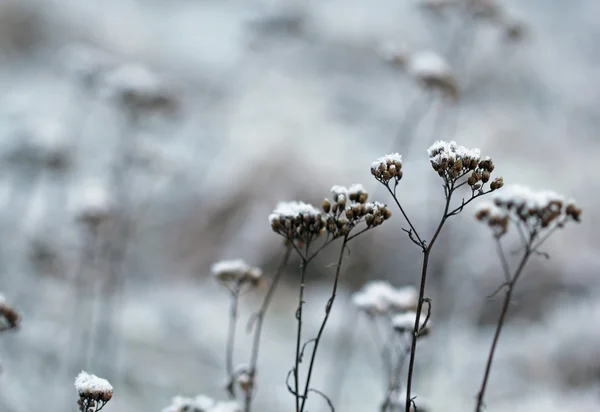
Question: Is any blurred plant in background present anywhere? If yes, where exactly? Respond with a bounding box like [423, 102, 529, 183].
[0, 0, 598, 411]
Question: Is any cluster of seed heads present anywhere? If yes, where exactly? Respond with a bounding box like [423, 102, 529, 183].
[269, 201, 327, 243]
[476, 185, 582, 237]
[210, 259, 263, 288]
[269, 185, 391, 243]
[370, 153, 403, 184]
[466, 157, 504, 192]
[322, 185, 392, 237]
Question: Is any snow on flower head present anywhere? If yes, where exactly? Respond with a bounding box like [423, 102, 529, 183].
[101, 63, 178, 114]
[74, 371, 113, 403]
[330, 185, 348, 203]
[210, 259, 262, 286]
[370, 153, 403, 183]
[407, 51, 459, 99]
[476, 185, 582, 236]
[427, 140, 503, 190]
[352, 281, 417, 315]
[73, 180, 114, 228]
[268, 201, 326, 242]
[392, 311, 430, 335]
[162, 395, 216, 412]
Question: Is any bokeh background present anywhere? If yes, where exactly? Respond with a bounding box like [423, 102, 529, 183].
[0, 0, 599, 411]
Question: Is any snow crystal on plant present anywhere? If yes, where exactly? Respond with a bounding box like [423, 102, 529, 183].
[475, 201, 508, 220]
[392, 311, 429, 333]
[427, 140, 480, 166]
[353, 281, 417, 314]
[74, 371, 113, 398]
[407, 51, 452, 79]
[211, 259, 250, 277]
[370, 153, 403, 170]
[348, 183, 366, 196]
[492, 184, 564, 211]
[268, 201, 321, 224]
[210, 401, 243, 412]
[330, 185, 348, 202]
[162, 395, 215, 412]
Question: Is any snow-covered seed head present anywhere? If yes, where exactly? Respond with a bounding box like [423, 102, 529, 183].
[392, 311, 431, 336]
[371, 153, 403, 184]
[101, 63, 179, 115]
[161, 395, 215, 412]
[378, 41, 409, 66]
[407, 51, 459, 100]
[269, 201, 327, 242]
[210, 259, 263, 287]
[0, 294, 20, 331]
[476, 185, 582, 236]
[352, 282, 417, 316]
[73, 181, 114, 230]
[74, 371, 113, 410]
[427, 140, 501, 187]
[237, 371, 254, 394]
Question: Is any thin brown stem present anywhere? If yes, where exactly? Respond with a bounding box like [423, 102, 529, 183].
[299, 236, 349, 412]
[386, 185, 425, 250]
[243, 245, 292, 412]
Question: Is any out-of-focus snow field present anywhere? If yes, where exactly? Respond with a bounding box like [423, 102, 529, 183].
[0, 0, 599, 411]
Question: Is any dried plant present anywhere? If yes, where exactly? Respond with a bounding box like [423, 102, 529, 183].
[74, 371, 113, 412]
[473, 186, 582, 411]
[369, 141, 503, 411]
[269, 185, 392, 412]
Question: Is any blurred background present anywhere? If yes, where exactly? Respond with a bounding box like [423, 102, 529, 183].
[0, 0, 599, 411]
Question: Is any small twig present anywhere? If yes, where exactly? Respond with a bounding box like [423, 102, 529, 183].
[294, 242, 311, 412]
[386, 184, 426, 250]
[308, 388, 335, 412]
[244, 245, 292, 412]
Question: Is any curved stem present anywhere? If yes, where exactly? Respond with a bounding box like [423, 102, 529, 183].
[474, 242, 532, 411]
[244, 245, 292, 412]
[300, 236, 349, 412]
[294, 243, 311, 412]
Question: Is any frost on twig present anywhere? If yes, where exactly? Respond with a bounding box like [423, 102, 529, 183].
[162, 395, 242, 412]
[74, 371, 113, 412]
[0, 293, 20, 332]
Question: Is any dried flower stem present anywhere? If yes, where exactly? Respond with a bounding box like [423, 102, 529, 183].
[226, 281, 241, 398]
[474, 227, 542, 411]
[244, 245, 293, 412]
[299, 236, 349, 412]
[294, 242, 311, 412]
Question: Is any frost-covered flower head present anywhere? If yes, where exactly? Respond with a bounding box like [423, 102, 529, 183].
[407, 51, 459, 99]
[73, 180, 114, 229]
[352, 281, 417, 316]
[269, 201, 327, 242]
[101, 63, 179, 115]
[427, 140, 503, 190]
[210, 259, 262, 287]
[162, 396, 241, 412]
[74, 371, 113, 411]
[378, 41, 409, 65]
[0, 293, 20, 332]
[392, 311, 431, 336]
[476, 185, 582, 236]
[322, 184, 392, 237]
[371, 153, 403, 184]
[162, 395, 216, 412]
